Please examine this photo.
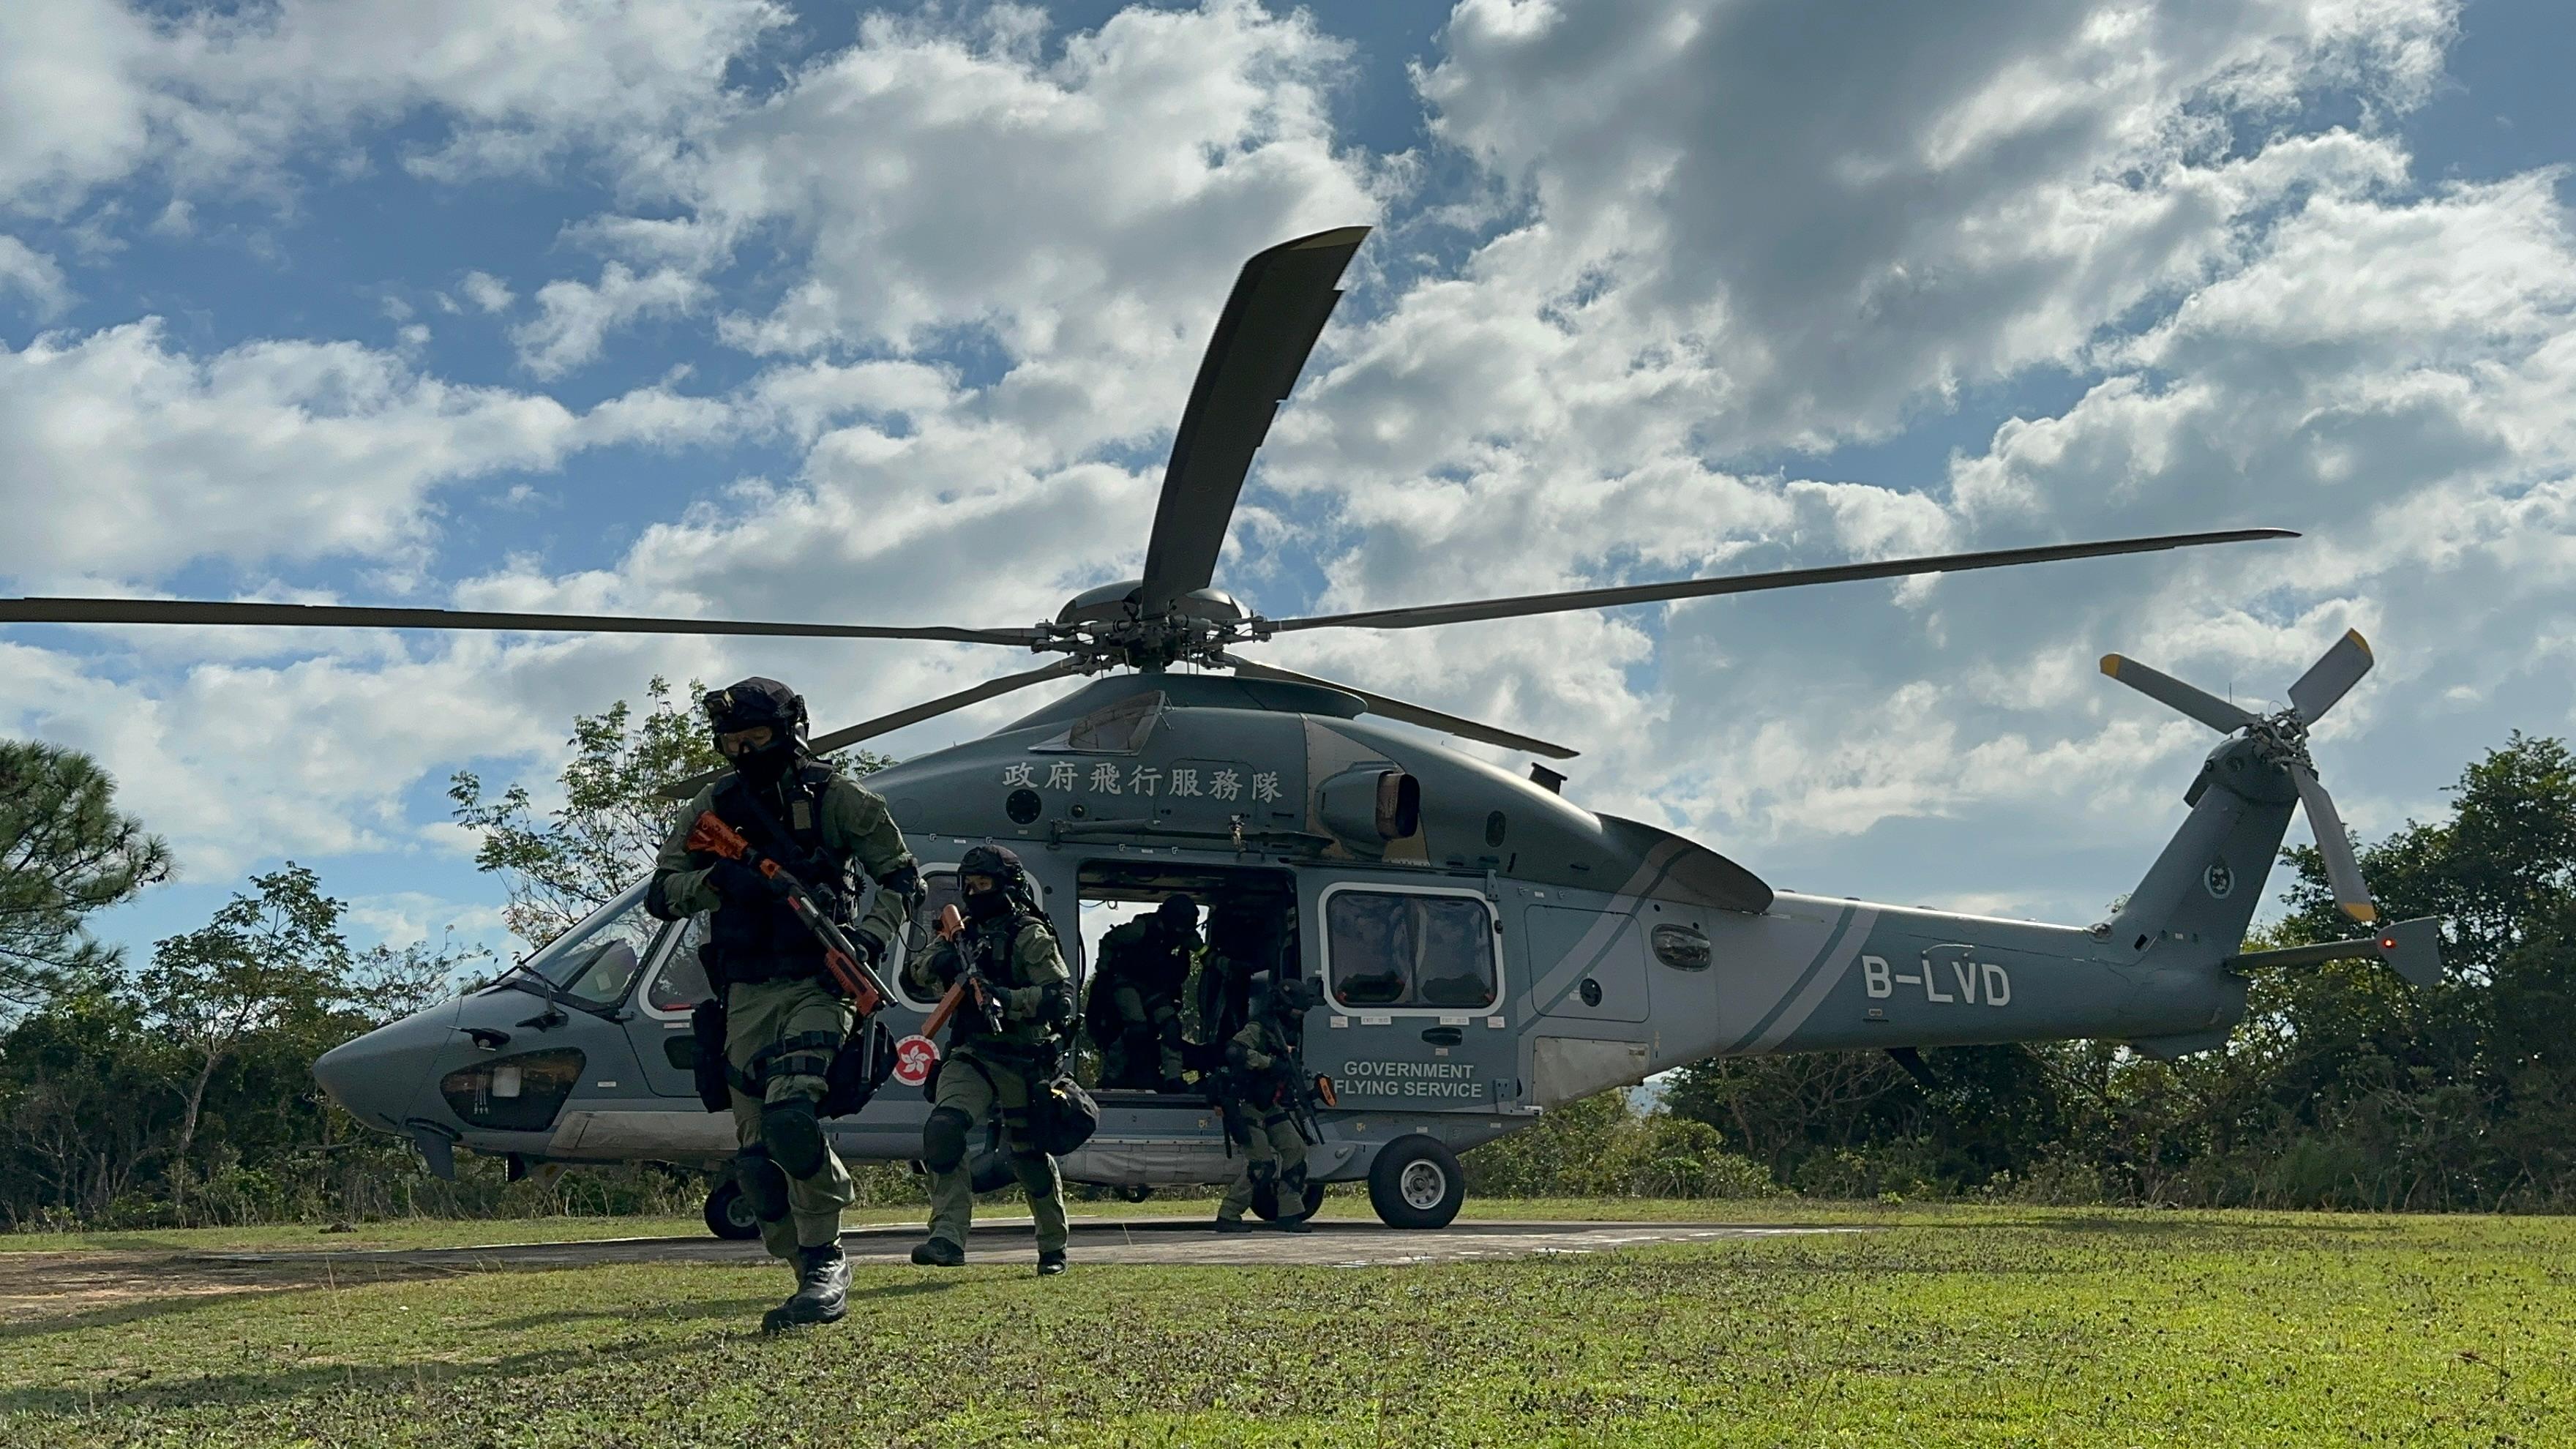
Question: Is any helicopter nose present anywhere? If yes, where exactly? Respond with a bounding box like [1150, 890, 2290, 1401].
[312, 1008, 454, 1133]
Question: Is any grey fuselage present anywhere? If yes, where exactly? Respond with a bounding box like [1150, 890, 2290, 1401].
[314, 674, 2291, 1188]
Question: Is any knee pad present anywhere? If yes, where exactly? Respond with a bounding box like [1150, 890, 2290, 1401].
[1248, 1159, 1278, 1190]
[922, 1106, 974, 1174]
[761, 1097, 827, 1179]
[1281, 1161, 1308, 1194]
[737, 1148, 790, 1223]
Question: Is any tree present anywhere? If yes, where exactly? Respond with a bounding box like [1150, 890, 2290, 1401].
[450, 678, 891, 946]
[0, 740, 173, 1009]
[133, 864, 350, 1179]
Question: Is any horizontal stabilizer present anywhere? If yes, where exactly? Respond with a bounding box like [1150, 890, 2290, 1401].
[2224, 916, 2443, 989]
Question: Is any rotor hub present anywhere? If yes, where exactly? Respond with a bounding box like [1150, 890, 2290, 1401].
[1037, 581, 1270, 670]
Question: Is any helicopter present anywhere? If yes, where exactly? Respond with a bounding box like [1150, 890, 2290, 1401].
[4, 226, 2440, 1235]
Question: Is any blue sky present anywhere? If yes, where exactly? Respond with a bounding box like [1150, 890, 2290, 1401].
[3, 0, 2572, 969]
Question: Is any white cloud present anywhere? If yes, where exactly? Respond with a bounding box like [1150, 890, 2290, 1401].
[460, 269, 514, 314]
[0, 0, 785, 213]
[0, 320, 743, 585]
[511, 262, 708, 378]
[0, 236, 70, 318]
[615, 0, 1387, 461]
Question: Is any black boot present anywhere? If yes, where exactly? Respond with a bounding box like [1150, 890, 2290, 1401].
[1036, 1248, 1067, 1276]
[1212, 1215, 1255, 1233]
[910, 1236, 966, 1268]
[1273, 1213, 1314, 1234]
[762, 1244, 849, 1331]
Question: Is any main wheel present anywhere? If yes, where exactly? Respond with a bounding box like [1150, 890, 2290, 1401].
[1119, 1185, 1153, 1204]
[1367, 1136, 1464, 1229]
[703, 1178, 760, 1240]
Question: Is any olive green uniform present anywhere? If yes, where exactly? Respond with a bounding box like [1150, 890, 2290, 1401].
[650, 771, 914, 1259]
[1216, 1014, 1310, 1223]
[1091, 918, 1192, 1088]
[905, 912, 1074, 1254]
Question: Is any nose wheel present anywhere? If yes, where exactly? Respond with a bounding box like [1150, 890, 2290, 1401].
[703, 1178, 760, 1240]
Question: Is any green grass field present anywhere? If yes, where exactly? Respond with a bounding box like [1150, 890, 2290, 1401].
[4, 1204, 2569, 1447]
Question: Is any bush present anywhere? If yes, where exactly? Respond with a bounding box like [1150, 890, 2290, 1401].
[1463, 1090, 1786, 1199]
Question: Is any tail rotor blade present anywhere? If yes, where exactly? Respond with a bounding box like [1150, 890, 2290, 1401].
[2288, 629, 2374, 722]
[2099, 655, 2261, 734]
[2289, 761, 2377, 924]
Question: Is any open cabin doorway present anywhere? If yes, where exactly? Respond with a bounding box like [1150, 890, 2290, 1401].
[1071, 858, 1299, 1101]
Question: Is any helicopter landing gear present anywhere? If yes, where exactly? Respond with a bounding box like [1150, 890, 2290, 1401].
[1368, 1136, 1464, 1229]
[1118, 1185, 1152, 1204]
[703, 1178, 760, 1240]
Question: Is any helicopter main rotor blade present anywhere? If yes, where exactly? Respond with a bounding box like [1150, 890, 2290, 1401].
[658, 658, 1093, 800]
[2099, 654, 2261, 735]
[1218, 654, 1578, 760]
[1137, 225, 1368, 617]
[2287, 628, 2374, 722]
[0, 596, 1043, 647]
[2288, 760, 2377, 924]
[1262, 528, 2297, 636]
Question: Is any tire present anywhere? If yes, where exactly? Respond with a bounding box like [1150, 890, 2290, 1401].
[1253, 1180, 1328, 1222]
[703, 1179, 760, 1240]
[1119, 1185, 1153, 1204]
[1367, 1136, 1464, 1229]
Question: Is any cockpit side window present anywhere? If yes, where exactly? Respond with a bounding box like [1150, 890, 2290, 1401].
[525, 884, 670, 1009]
[645, 917, 712, 1011]
[1325, 889, 1498, 1011]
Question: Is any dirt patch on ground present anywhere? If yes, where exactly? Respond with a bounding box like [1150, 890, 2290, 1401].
[0, 1250, 446, 1325]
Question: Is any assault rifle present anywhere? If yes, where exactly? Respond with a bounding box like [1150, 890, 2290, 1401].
[684, 812, 892, 1015]
[919, 903, 1006, 1043]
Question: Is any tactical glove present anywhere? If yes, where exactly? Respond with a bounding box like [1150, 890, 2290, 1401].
[710, 858, 779, 905]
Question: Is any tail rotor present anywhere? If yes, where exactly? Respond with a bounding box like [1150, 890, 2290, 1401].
[2101, 630, 2378, 924]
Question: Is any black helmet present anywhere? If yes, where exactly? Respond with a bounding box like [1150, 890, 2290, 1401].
[1250, 971, 1324, 1019]
[703, 677, 807, 787]
[958, 844, 1025, 886]
[1154, 894, 1199, 931]
[702, 677, 807, 737]
[958, 844, 1027, 921]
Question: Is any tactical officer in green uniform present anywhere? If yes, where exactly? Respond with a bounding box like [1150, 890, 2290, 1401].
[1213, 973, 1325, 1233]
[1087, 894, 1197, 1092]
[646, 677, 919, 1330]
[904, 845, 1079, 1275]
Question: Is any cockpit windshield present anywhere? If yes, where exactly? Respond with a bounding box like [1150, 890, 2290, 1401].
[517, 883, 671, 1009]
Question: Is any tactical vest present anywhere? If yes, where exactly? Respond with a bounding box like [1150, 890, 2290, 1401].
[1099, 921, 1194, 996]
[701, 763, 854, 984]
[949, 910, 1063, 1057]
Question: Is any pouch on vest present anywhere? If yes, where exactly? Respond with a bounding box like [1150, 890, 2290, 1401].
[689, 997, 730, 1114]
[1028, 1074, 1100, 1156]
[821, 1019, 898, 1118]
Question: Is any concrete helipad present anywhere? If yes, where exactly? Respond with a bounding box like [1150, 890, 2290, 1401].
[189, 1217, 1862, 1273]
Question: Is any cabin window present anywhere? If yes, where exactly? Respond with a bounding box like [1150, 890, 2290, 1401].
[1325, 890, 1498, 1011]
[894, 869, 964, 1008]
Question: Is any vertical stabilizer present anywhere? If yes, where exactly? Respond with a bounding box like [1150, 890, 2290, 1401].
[2107, 737, 2299, 958]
